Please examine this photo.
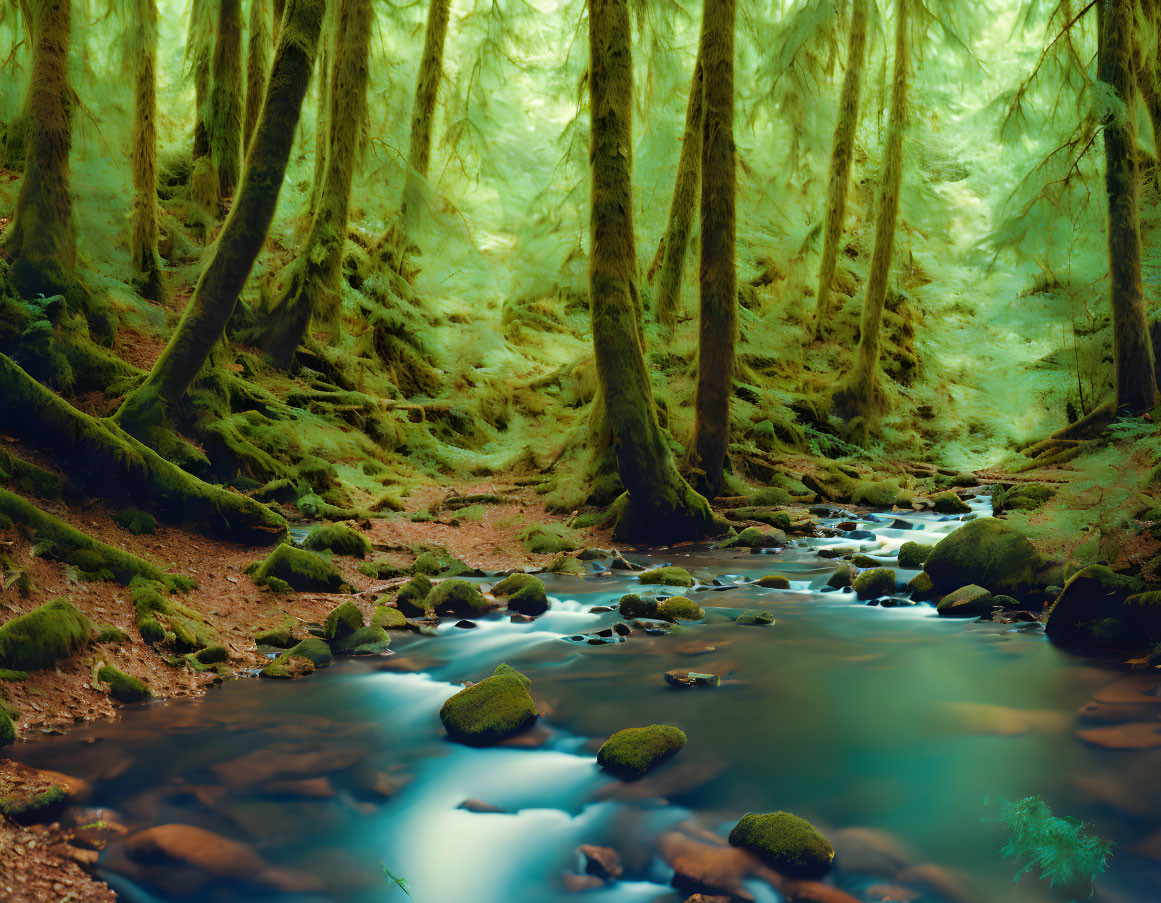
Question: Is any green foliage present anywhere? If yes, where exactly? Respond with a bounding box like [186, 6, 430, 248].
[992, 796, 1112, 897]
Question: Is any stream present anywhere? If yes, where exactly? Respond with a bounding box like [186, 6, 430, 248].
[12, 503, 1161, 903]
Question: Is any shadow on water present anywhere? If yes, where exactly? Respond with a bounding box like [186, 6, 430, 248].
[13, 503, 1161, 902]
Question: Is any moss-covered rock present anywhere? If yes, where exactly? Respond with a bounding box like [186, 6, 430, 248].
[194, 643, 228, 664]
[0, 785, 69, 824]
[323, 600, 364, 640]
[852, 478, 902, 508]
[754, 574, 791, 589]
[637, 566, 693, 588]
[852, 568, 896, 600]
[519, 523, 580, 555]
[254, 626, 295, 648]
[247, 544, 346, 593]
[394, 575, 432, 616]
[750, 486, 792, 506]
[931, 490, 971, 514]
[719, 526, 786, 550]
[596, 724, 686, 779]
[439, 663, 538, 745]
[826, 564, 854, 589]
[992, 483, 1056, 514]
[737, 610, 775, 626]
[359, 558, 407, 579]
[924, 518, 1057, 599]
[303, 523, 371, 558]
[412, 552, 442, 576]
[261, 637, 333, 679]
[937, 584, 994, 617]
[907, 571, 936, 599]
[0, 669, 29, 682]
[98, 665, 153, 702]
[897, 541, 933, 569]
[429, 580, 496, 617]
[332, 625, 391, 654]
[658, 596, 705, 621]
[850, 554, 880, 568]
[1045, 566, 1148, 651]
[95, 624, 129, 645]
[507, 582, 550, 616]
[371, 604, 409, 630]
[491, 574, 542, 596]
[728, 812, 835, 879]
[547, 554, 587, 576]
[0, 598, 92, 670]
[113, 509, 158, 535]
[618, 593, 660, 620]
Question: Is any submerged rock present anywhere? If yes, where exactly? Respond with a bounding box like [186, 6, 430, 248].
[578, 844, 623, 880]
[728, 811, 835, 879]
[440, 663, 538, 745]
[1044, 565, 1154, 651]
[736, 610, 775, 626]
[936, 585, 994, 618]
[665, 670, 720, 689]
[638, 566, 694, 588]
[923, 518, 1058, 599]
[596, 724, 686, 779]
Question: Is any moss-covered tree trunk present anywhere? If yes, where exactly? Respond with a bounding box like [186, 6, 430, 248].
[244, 0, 271, 152]
[4, 0, 76, 295]
[188, 0, 216, 211]
[647, 53, 703, 334]
[834, 0, 907, 421]
[689, 0, 736, 499]
[209, 0, 244, 204]
[401, 0, 451, 228]
[130, 0, 166, 302]
[308, 1, 334, 215]
[813, 0, 868, 335]
[588, 0, 717, 542]
[1100, 0, 1159, 413]
[1, 2, 34, 171]
[115, 0, 326, 436]
[257, 0, 373, 363]
[273, 0, 286, 44]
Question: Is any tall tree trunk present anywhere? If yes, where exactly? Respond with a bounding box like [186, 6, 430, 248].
[587, 0, 717, 542]
[4, 0, 75, 295]
[689, 0, 736, 498]
[647, 53, 703, 334]
[130, 0, 166, 302]
[115, 0, 326, 437]
[813, 0, 869, 335]
[188, 0, 216, 211]
[209, 0, 244, 203]
[401, 0, 451, 228]
[308, 1, 333, 215]
[273, 0, 285, 40]
[244, 0, 270, 152]
[1, 1, 34, 171]
[1101, 0, 1159, 413]
[257, 0, 373, 363]
[834, 0, 908, 422]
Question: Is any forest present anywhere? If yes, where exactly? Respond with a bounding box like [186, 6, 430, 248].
[2, 0, 1161, 901]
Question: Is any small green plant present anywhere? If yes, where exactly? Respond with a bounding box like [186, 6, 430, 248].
[380, 862, 411, 897]
[990, 796, 1113, 899]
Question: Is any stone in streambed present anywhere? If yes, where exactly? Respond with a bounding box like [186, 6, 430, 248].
[826, 564, 854, 589]
[619, 593, 660, 620]
[428, 579, 498, 617]
[659, 596, 705, 621]
[332, 625, 391, 654]
[323, 600, 364, 640]
[638, 566, 694, 588]
[665, 670, 720, 689]
[737, 610, 775, 626]
[936, 585, 994, 617]
[260, 637, 332, 679]
[754, 574, 791, 589]
[578, 844, 623, 880]
[897, 542, 933, 569]
[492, 574, 549, 616]
[923, 518, 1058, 599]
[728, 811, 835, 879]
[440, 663, 537, 745]
[853, 569, 896, 600]
[906, 572, 936, 600]
[393, 575, 432, 616]
[596, 724, 686, 779]
[931, 491, 971, 514]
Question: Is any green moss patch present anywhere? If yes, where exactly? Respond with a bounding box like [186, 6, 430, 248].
[440, 663, 538, 745]
[519, 523, 580, 555]
[937, 584, 994, 617]
[261, 637, 333, 679]
[371, 604, 410, 630]
[113, 509, 158, 535]
[992, 483, 1056, 513]
[332, 625, 391, 654]
[931, 490, 971, 514]
[304, 523, 371, 558]
[897, 541, 933, 568]
[658, 596, 704, 621]
[395, 575, 433, 616]
[754, 574, 791, 589]
[728, 811, 835, 879]
[637, 566, 693, 588]
[429, 580, 497, 618]
[852, 568, 896, 600]
[98, 665, 153, 702]
[596, 724, 686, 779]
[0, 597, 92, 670]
[323, 600, 364, 640]
[247, 543, 346, 592]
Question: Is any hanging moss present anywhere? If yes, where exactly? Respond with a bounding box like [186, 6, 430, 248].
[0, 597, 92, 670]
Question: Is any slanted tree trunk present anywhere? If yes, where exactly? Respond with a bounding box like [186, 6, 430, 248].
[115, 0, 326, 438]
[4, 0, 75, 295]
[188, 0, 216, 211]
[244, 0, 270, 152]
[588, 0, 718, 542]
[273, 0, 285, 43]
[813, 0, 869, 335]
[401, 0, 451, 228]
[689, 0, 736, 499]
[209, 0, 244, 204]
[647, 53, 703, 334]
[130, 0, 166, 302]
[1101, 0, 1159, 413]
[256, 0, 373, 363]
[308, 1, 333, 215]
[834, 0, 908, 422]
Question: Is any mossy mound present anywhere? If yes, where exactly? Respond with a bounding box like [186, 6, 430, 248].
[113, 509, 158, 535]
[931, 490, 971, 514]
[907, 572, 936, 599]
[303, 523, 371, 558]
[852, 569, 896, 600]
[750, 486, 792, 506]
[737, 610, 775, 626]
[96, 624, 129, 644]
[719, 526, 786, 550]
[937, 585, 994, 617]
[428, 580, 496, 617]
[618, 593, 660, 620]
[0, 785, 69, 824]
[332, 625, 391, 654]
[658, 596, 705, 621]
[850, 554, 880, 568]
[491, 574, 542, 596]
[506, 581, 550, 616]
[395, 575, 433, 616]
[261, 637, 333, 679]
[0, 669, 29, 682]
[852, 478, 902, 508]
[0, 597, 92, 670]
[371, 604, 410, 630]
[359, 558, 407, 579]
[323, 600, 364, 640]
[412, 552, 442, 575]
[247, 544, 346, 593]
[897, 541, 933, 569]
[596, 724, 686, 779]
[826, 564, 854, 589]
[519, 523, 580, 555]
[992, 483, 1056, 513]
[194, 643, 229, 664]
[98, 665, 153, 702]
[637, 566, 693, 588]
[1045, 566, 1151, 651]
[924, 518, 1057, 599]
[254, 626, 295, 648]
[439, 663, 538, 745]
[728, 811, 835, 879]
[755, 574, 791, 589]
[547, 554, 587, 575]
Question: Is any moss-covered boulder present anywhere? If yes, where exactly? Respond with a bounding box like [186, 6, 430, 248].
[728, 812, 835, 879]
[492, 574, 549, 615]
[247, 544, 346, 593]
[547, 554, 587, 576]
[439, 663, 537, 745]
[323, 600, 364, 640]
[254, 626, 295, 648]
[937, 584, 994, 617]
[492, 574, 542, 596]
[992, 483, 1056, 514]
[755, 574, 791, 589]
[1045, 566, 1149, 651]
[658, 597, 705, 622]
[261, 637, 333, 679]
[113, 509, 158, 535]
[737, 610, 775, 626]
[303, 523, 371, 558]
[596, 724, 686, 779]
[98, 665, 153, 702]
[359, 558, 407, 579]
[519, 523, 579, 555]
[852, 568, 896, 600]
[897, 541, 933, 569]
[850, 554, 880, 568]
[907, 571, 936, 600]
[931, 491, 971, 514]
[429, 580, 497, 617]
[0, 598, 92, 670]
[394, 575, 432, 616]
[719, 527, 786, 550]
[826, 564, 854, 589]
[637, 566, 693, 588]
[332, 625, 391, 654]
[412, 551, 442, 576]
[618, 593, 660, 620]
[0, 785, 69, 824]
[371, 604, 409, 630]
[924, 518, 1057, 599]
[96, 624, 129, 645]
[194, 643, 228, 664]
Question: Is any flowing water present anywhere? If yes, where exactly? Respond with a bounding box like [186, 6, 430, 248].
[13, 505, 1161, 903]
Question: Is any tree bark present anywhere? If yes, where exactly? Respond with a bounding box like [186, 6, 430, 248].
[308, 1, 333, 215]
[401, 0, 451, 228]
[689, 0, 736, 499]
[130, 0, 166, 302]
[835, 0, 907, 421]
[244, 0, 271, 152]
[257, 0, 373, 363]
[188, 0, 216, 211]
[813, 0, 869, 335]
[115, 0, 326, 436]
[209, 0, 244, 203]
[588, 0, 718, 542]
[1101, 0, 1159, 413]
[647, 53, 703, 334]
